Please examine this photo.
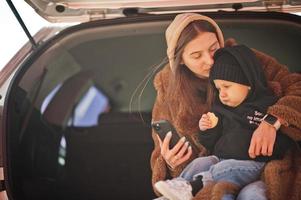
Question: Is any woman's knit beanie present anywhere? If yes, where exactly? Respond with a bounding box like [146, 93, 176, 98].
[166, 13, 224, 72]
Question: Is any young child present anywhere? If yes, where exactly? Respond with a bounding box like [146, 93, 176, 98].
[154, 45, 294, 200]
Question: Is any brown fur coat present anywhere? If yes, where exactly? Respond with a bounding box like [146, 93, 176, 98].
[150, 39, 301, 200]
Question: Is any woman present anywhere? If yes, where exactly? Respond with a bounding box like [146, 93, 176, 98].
[150, 13, 301, 200]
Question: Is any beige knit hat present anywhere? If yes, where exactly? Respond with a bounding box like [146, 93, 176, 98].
[166, 13, 224, 72]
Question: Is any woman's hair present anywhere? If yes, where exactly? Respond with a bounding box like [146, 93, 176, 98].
[166, 20, 217, 115]
[130, 20, 217, 120]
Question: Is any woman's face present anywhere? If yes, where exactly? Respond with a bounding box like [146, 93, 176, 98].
[181, 32, 220, 78]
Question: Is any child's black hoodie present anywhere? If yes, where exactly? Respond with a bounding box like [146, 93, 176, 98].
[199, 45, 293, 162]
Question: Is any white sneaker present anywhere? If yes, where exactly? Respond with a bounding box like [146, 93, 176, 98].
[154, 179, 193, 200]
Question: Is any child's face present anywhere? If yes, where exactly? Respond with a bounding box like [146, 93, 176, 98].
[213, 79, 250, 107]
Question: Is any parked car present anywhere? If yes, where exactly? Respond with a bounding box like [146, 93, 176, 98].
[1, 0, 301, 199]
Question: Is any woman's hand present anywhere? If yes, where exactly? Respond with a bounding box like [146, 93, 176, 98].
[248, 121, 276, 158]
[157, 132, 192, 169]
[199, 114, 212, 131]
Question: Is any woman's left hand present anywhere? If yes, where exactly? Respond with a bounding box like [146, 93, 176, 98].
[248, 122, 276, 158]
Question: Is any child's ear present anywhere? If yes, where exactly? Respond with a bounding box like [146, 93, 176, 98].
[248, 86, 251, 90]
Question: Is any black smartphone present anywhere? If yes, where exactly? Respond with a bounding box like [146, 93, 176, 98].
[151, 120, 181, 148]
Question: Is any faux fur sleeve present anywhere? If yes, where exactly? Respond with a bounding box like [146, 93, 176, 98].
[150, 66, 186, 196]
[252, 49, 301, 141]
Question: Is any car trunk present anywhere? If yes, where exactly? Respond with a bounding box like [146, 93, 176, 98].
[2, 12, 301, 200]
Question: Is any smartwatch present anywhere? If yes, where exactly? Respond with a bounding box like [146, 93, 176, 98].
[262, 114, 281, 130]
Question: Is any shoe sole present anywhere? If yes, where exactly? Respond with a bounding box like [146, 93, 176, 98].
[154, 181, 182, 200]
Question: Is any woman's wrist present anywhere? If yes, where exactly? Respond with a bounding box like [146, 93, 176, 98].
[166, 162, 175, 170]
[157, 155, 175, 171]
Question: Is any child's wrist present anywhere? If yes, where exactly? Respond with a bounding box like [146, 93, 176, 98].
[200, 127, 207, 131]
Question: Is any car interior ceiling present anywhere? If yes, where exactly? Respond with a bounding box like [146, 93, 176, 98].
[6, 16, 301, 199]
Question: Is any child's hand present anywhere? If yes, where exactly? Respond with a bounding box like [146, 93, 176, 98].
[199, 114, 211, 131]
[199, 112, 219, 131]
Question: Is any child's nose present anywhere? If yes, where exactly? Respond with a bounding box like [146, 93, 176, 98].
[220, 91, 227, 98]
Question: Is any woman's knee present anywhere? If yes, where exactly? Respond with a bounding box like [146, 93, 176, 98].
[236, 181, 267, 200]
[222, 181, 266, 200]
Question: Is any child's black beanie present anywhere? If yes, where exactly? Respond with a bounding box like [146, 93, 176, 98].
[210, 48, 250, 86]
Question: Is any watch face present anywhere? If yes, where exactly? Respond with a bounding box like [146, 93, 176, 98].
[264, 114, 278, 125]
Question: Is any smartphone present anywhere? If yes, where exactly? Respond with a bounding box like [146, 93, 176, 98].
[151, 120, 181, 148]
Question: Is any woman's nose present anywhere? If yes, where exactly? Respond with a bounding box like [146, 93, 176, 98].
[203, 52, 214, 68]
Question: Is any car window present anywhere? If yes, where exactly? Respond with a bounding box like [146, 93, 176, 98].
[67, 86, 110, 127]
[41, 83, 110, 127]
